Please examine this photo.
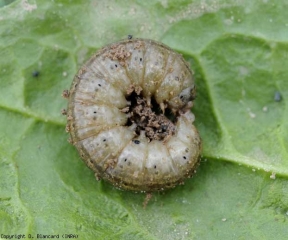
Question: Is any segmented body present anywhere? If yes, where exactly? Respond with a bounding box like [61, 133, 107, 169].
[63, 38, 201, 192]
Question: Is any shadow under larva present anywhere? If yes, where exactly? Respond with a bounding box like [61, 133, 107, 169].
[62, 37, 202, 192]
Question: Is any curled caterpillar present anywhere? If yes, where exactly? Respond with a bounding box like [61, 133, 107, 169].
[62, 38, 202, 192]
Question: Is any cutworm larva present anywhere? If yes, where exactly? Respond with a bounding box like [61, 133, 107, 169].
[63, 38, 202, 192]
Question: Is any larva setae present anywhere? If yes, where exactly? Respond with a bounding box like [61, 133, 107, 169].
[63, 38, 202, 192]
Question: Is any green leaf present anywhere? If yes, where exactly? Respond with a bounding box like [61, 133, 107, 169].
[1, 0, 288, 239]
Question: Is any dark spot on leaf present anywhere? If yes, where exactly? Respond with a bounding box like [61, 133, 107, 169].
[274, 91, 282, 102]
[32, 71, 40, 77]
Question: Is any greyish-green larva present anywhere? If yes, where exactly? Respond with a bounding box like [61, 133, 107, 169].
[62, 37, 202, 192]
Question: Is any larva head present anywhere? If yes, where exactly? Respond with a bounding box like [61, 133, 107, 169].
[63, 38, 201, 192]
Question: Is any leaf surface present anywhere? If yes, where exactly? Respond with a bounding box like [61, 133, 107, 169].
[0, 0, 288, 239]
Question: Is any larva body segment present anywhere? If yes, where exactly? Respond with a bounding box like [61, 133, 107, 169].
[65, 38, 201, 192]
